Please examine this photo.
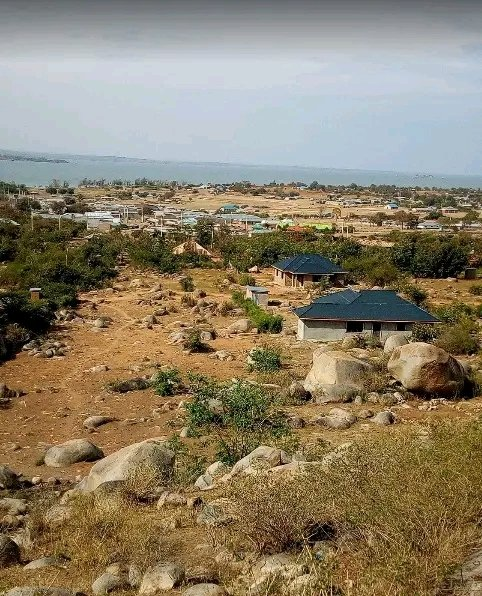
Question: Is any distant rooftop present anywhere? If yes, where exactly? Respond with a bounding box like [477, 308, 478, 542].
[274, 254, 345, 275]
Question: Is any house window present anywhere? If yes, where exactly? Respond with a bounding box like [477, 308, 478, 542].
[346, 321, 363, 333]
[396, 322, 407, 331]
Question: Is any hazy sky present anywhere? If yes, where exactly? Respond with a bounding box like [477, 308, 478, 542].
[1, 0, 481, 174]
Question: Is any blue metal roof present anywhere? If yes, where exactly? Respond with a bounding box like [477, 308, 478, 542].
[294, 289, 439, 323]
[273, 254, 345, 275]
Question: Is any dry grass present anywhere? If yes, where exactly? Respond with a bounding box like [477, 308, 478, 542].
[220, 420, 482, 595]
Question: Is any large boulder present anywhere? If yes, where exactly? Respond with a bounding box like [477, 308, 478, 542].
[77, 439, 175, 493]
[44, 439, 104, 468]
[303, 350, 372, 398]
[387, 342, 466, 397]
[4, 590, 78, 596]
[383, 334, 409, 354]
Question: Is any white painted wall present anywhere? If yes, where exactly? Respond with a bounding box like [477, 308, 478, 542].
[297, 319, 414, 341]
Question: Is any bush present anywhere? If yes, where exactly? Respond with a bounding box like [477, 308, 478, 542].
[185, 375, 292, 465]
[153, 368, 182, 397]
[239, 273, 256, 286]
[232, 290, 283, 333]
[179, 275, 195, 292]
[247, 345, 282, 372]
[219, 300, 234, 316]
[435, 321, 479, 355]
[180, 293, 196, 307]
[411, 322, 440, 343]
[183, 328, 207, 352]
[469, 284, 482, 296]
[164, 436, 207, 487]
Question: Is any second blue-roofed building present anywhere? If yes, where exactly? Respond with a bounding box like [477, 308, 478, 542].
[273, 254, 347, 288]
[294, 289, 439, 341]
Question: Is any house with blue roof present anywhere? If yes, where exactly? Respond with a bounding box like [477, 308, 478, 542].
[273, 254, 347, 288]
[294, 289, 439, 341]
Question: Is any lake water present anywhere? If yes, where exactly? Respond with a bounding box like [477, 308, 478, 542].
[0, 157, 481, 189]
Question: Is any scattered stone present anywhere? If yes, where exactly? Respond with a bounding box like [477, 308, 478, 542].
[211, 350, 234, 362]
[0, 498, 27, 516]
[0, 465, 20, 489]
[0, 534, 21, 567]
[44, 439, 104, 467]
[183, 585, 225, 596]
[194, 461, 230, 491]
[157, 491, 188, 508]
[372, 411, 395, 425]
[383, 334, 409, 354]
[89, 365, 110, 373]
[24, 555, 68, 570]
[222, 446, 291, 481]
[315, 408, 357, 430]
[287, 381, 311, 401]
[83, 416, 115, 430]
[197, 499, 234, 527]
[77, 439, 174, 493]
[139, 562, 185, 594]
[226, 319, 252, 334]
[4, 589, 78, 596]
[92, 572, 130, 595]
[358, 409, 374, 419]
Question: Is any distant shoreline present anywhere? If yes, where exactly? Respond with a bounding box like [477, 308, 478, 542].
[0, 154, 68, 164]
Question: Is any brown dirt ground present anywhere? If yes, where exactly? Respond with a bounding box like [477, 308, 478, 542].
[1, 268, 481, 483]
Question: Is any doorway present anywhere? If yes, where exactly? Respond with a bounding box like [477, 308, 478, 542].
[372, 322, 381, 338]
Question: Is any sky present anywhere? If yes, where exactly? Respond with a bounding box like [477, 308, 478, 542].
[0, 0, 481, 175]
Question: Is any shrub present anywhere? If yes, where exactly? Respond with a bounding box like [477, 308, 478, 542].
[153, 368, 182, 397]
[183, 328, 207, 352]
[239, 273, 256, 286]
[411, 322, 440, 343]
[164, 436, 207, 487]
[469, 284, 482, 296]
[179, 275, 195, 292]
[435, 321, 480, 355]
[219, 300, 234, 316]
[247, 345, 282, 372]
[232, 290, 283, 333]
[185, 375, 292, 465]
[180, 293, 196, 307]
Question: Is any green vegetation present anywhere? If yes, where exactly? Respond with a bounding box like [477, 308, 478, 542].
[183, 328, 207, 352]
[179, 275, 194, 292]
[153, 368, 182, 397]
[392, 234, 470, 278]
[238, 273, 256, 286]
[232, 290, 283, 333]
[469, 283, 482, 296]
[185, 375, 291, 465]
[247, 344, 283, 372]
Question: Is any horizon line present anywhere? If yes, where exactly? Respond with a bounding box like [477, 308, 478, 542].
[1, 146, 481, 179]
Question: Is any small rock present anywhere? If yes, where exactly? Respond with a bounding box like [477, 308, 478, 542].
[44, 439, 104, 467]
[372, 411, 395, 425]
[183, 585, 225, 596]
[83, 416, 115, 430]
[24, 555, 68, 570]
[0, 534, 21, 567]
[0, 465, 20, 489]
[92, 572, 130, 595]
[139, 562, 185, 594]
